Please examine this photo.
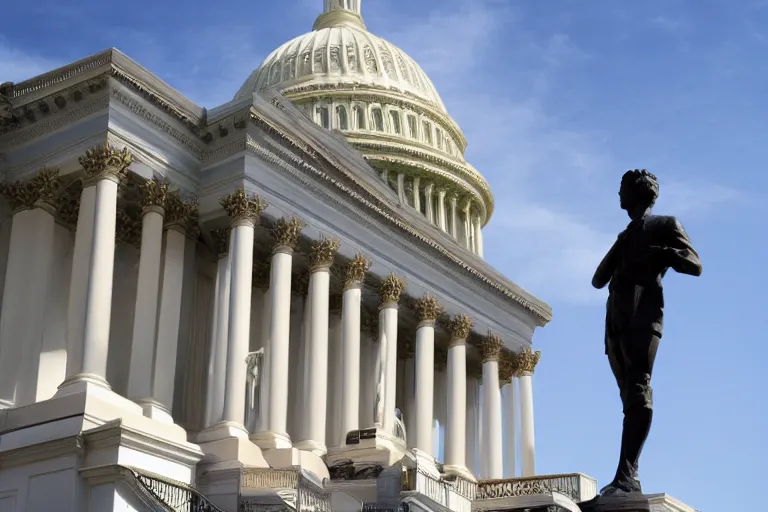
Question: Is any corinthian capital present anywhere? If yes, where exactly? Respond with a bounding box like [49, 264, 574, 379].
[79, 142, 133, 183]
[271, 217, 304, 252]
[479, 332, 504, 363]
[211, 227, 230, 257]
[378, 273, 406, 307]
[516, 347, 541, 376]
[498, 353, 518, 386]
[220, 188, 268, 226]
[448, 314, 474, 344]
[343, 253, 371, 290]
[140, 177, 170, 212]
[414, 295, 443, 324]
[0, 167, 62, 213]
[165, 192, 199, 235]
[309, 236, 340, 271]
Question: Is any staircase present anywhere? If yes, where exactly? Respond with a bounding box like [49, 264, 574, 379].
[119, 465, 225, 512]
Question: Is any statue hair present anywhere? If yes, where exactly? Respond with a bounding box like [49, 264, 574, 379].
[621, 169, 659, 208]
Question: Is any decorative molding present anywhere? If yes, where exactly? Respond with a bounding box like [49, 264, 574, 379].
[116, 207, 142, 248]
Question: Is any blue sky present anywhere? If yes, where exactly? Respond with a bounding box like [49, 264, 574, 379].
[2, 0, 765, 509]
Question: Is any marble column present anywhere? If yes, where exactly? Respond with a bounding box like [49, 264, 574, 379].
[479, 333, 504, 479]
[253, 260, 272, 434]
[340, 254, 371, 444]
[424, 184, 435, 224]
[326, 300, 343, 447]
[437, 189, 447, 232]
[412, 177, 421, 213]
[146, 193, 198, 423]
[449, 196, 458, 239]
[378, 274, 406, 434]
[204, 228, 231, 427]
[474, 214, 484, 258]
[518, 348, 541, 477]
[254, 217, 303, 450]
[0, 169, 60, 407]
[412, 296, 441, 457]
[462, 201, 472, 250]
[396, 173, 406, 204]
[59, 144, 133, 394]
[127, 178, 168, 407]
[296, 237, 340, 455]
[465, 372, 481, 476]
[499, 355, 518, 478]
[213, 189, 267, 437]
[444, 314, 474, 479]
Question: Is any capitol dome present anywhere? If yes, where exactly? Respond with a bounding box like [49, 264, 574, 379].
[237, 0, 493, 255]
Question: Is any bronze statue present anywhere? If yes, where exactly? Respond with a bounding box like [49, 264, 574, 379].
[589, 170, 702, 504]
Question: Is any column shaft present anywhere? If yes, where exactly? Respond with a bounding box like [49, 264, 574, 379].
[127, 207, 165, 402]
[412, 177, 421, 212]
[465, 377, 480, 476]
[482, 360, 503, 479]
[474, 215, 484, 257]
[444, 342, 467, 473]
[380, 306, 399, 433]
[413, 321, 435, 454]
[450, 198, 458, 239]
[519, 373, 536, 476]
[205, 248, 231, 427]
[220, 222, 255, 428]
[503, 379, 518, 478]
[437, 190, 447, 231]
[340, 286, 362, 443]
[424, 185, 434, 224]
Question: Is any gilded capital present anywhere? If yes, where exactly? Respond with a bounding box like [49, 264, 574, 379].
[79, 142, 133, 182]
[498, 353, 518, 386]
[516, 347, 541, 376]
[448, 314, 474, 342]
[378, 273, 406, 306]
[414, 295, 443, 323]
[0, 181, 37, 213]
[479, 332, 504, 363]
[309, 236, 340, 271]
[253, 260, 271, 290]
[30, 167, 62, 208]
[56, 181, 82, 229]
[1, 167, 62, 213]
[165, 192, 199, 234]
[220, 188, 267, 225]
[343, 252, 372, 289]
[211, 227, 230, 257]
[140, 177, 170, 211]
[271, 217, 304, 251]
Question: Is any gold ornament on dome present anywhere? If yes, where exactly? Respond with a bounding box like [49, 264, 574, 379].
[220, 188, 268, 224]
[140, 177, 171, 209]
[78, 142, 133, 181]
[165, 192, 199, 233]
[378, 273, 406, 305]
[309, 236, 340, 270]
[252, 260, 271, 290]
[479, 332, 504, 363]
[271, 217, 304, 250]
[343, 252, 372, 289]
[516, 347, 541, 375]
[414, 294, 443, 323]
[448, 314, 474, 341]
[211, 227, 230, 256]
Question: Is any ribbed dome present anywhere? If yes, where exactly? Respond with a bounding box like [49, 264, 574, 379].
[235, 25, 447, 113]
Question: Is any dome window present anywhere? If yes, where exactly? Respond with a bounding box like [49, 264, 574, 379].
[436, 129, 443, 150]
[316, 106, 330, 129]
[390, 111, 402, 135]
[353, 106, 366, 130]
[336, 106, 349, 130]
[372, 108, 384, 132]
[407, 115, 418, 138]
[422, 121, 433, 144]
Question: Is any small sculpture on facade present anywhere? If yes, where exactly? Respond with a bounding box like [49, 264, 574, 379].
[245, 349, 264, 434]
[583, 170, 702, 510]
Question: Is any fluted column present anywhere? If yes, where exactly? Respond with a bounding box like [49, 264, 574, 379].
[474, 214, 484, 258]
[499, 355, 518, 478]
[146, 193, 198, 423]
[340, 254, 371, 444]
[518, 348, 541, 477]
[255, 217, 303, 449]
[378, 274, 405, 434]
[205, 228, 231, 427]
[424, 184, 435, 224]
[0, 169, 60, 407]
[327, 297, 343, 447]
[479, 333, 504, 479]
[412, 295, 442, 455]
[396, 173, 406, 204]
[128, 178, 168, 407]
[465, 369, 481, 476]
[59, 144, 132, 394]
[296, 237, 340, 455]
[412, 177, 421, 212]
[444, 314, 474, 479]
[462, 201, 472, 250]
[252, 260, 272, 434]
[212, 190, 266, 436]
[449, 196, 458, 239]
[437, 189, 447, 232]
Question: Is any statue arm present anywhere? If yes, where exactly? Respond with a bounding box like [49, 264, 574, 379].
[659, 217, 702, 276]
[592, 236, 623, 289]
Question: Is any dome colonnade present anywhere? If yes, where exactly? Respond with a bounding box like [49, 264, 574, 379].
[0, 144, 540, 481]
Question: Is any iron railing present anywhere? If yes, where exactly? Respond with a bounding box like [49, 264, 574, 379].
[122, 466, 225, 512]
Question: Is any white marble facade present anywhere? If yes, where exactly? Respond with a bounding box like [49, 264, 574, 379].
[0, 2, 554, 512]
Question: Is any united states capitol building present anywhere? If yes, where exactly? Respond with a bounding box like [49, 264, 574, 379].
[0, 2, 697, 511]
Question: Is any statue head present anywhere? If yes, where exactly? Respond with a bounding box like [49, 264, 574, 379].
[619, 169, 659, 216]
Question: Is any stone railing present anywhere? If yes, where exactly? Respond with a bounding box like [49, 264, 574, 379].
[477, 473, 597, 503]
[241, 467, 332, 512]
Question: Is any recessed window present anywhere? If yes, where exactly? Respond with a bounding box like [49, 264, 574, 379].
[316, 106, 330, 129]
[390, 111, 401, 134]
[436, 129, 443, 149]
[422, 121, 433, 144]
[408, 115, 418, 138]
[372, 108, 384, 132]
[336, 106, 349, 130]
[353, 106, 366, 129]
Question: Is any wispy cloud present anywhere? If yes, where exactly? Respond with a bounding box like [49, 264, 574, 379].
[658, 179, 746, 216]
[0, 39, 64, 83]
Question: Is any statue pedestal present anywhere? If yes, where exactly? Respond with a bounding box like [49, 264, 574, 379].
[578, 493, 651, 512]
[325, 427, 407, 467]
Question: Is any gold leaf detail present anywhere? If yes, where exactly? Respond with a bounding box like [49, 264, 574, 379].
[378, 273, 406, 305]
[78, 142, 133, 181]
[219, 188, 268, 224]
[271, 217, 304, 250]
[448, 314, 474, 340]
[516, 347, 541, 375]
[479, 332, 504, 363]
[343, 252, 371, 289]
[414, 295, 443, 322]
[165, 192, 199, 233]
[141, 177, 171, 209]
[309, 236, 340, 270]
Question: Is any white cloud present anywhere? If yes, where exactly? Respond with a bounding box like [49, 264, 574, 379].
[0, 39, 63, 84]
[657, 179, 746, 217]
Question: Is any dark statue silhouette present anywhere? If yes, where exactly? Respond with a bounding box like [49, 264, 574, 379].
[581, 170, 702, 511]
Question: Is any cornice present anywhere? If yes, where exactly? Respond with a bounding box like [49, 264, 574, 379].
[246, 116, 552, 325]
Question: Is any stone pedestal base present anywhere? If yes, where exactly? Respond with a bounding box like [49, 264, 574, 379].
[262, 447, 330, 480]
[196, 423, 269, 469]
[250, 429, 292, 450]
[578, 493, 651, 512]
[325, 427, 407, 468]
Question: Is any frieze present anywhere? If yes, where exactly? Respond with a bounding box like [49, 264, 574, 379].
[10, 51, 113, 99]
